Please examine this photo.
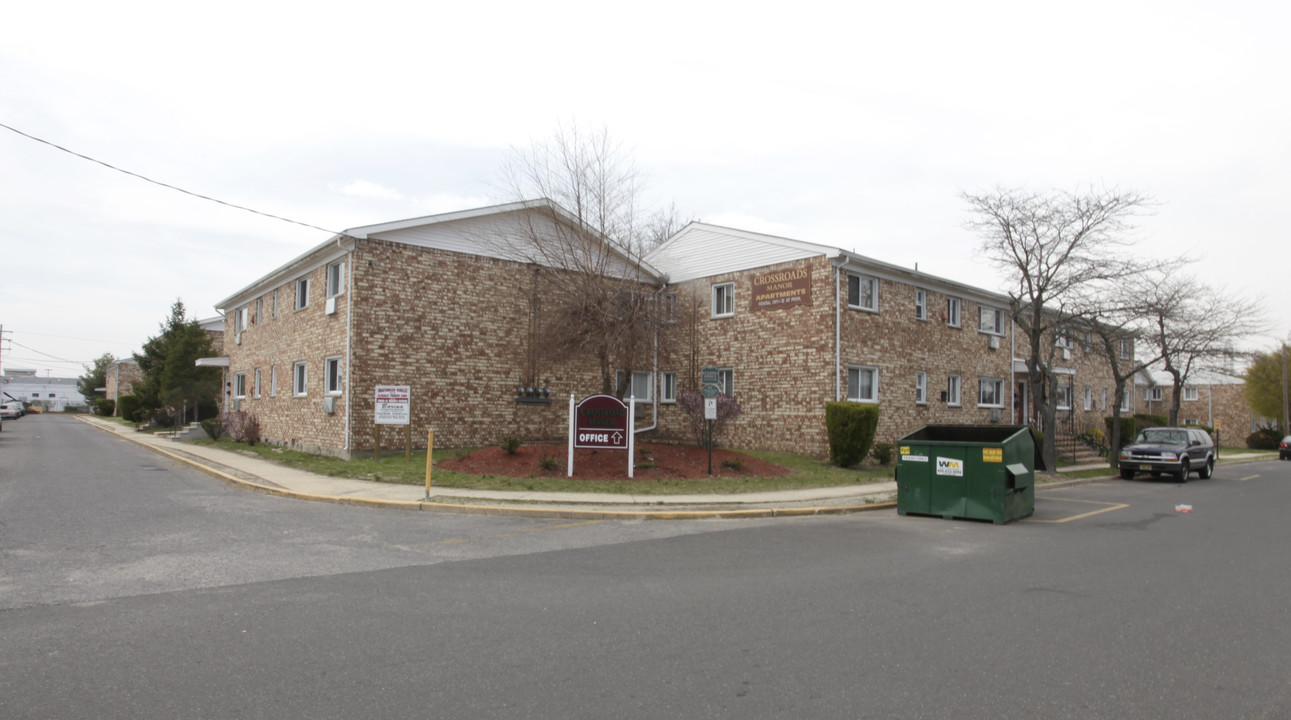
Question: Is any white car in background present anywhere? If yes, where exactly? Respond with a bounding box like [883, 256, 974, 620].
[1, 401, 23, 420]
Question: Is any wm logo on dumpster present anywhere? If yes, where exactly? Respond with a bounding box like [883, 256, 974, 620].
[935, 457, 964, 477]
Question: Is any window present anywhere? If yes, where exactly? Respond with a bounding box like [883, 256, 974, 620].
[978, 377, 1004, 407]
[1183, 387, 1199, 402]
[1101, 388, 1107, 411]
[272, 289, 279, 318]
[31, 393, 40, 398]
[1084, 386, 1093, 411]
[270, 366, 277, 397]
[915, 371, 927, 404]
[658, 293, 677, 323]
[947, 297, 962, 327]
[293, 361, 308, 396]
[234, 306, 248, 335]
[661, 372, 677, 403]
[847, 274, 878, 312]
[254, 369, 262, 398]
[1183, 418, 1199, 426]
[1120, 390, 1130, 412]
[324, 357, 342, 395]
[915, 289, 927, 320]
[326, 261, 345, 298]
[1119, 338, 1132, 360]
[847, 365, 878, 403]
[615, 370, 652, 402]
[1148, 387, 1163, 402]
[717, 368, 734, 396]
[1055, 384, 1072, 410]
[979, 306, 1004, 335]
[295, 276, 310, 310]
[233, 372, 247, 399]
[254, 298, 262, 325]
[712, 283, 734, 318]
[947, 375, 961, 406]
[49, 393, 55, 398]
[1054, 327, 1075, 349]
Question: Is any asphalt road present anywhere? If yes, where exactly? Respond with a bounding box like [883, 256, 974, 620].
[3, 414, 1290, 719]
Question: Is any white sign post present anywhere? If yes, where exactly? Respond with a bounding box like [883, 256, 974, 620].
[374, 385, 411, 462]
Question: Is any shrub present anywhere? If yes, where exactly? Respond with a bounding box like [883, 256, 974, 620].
[222, 411, 261, 445]
[720, 458, 742, 471]
[870, 442, 894, 466]
[95, 398, 116, 416]
[1105, 416, 1136, 450]
[117, 394, 141, 421]
[201, 417, 224, 440]
[1246, 427, 1281, 450]
[677, 389, 743, 446]
[825, 402, 880, 468]
[1133, 413, 1167, 429]
[499, 436, 521, 454]
[538, 455, 560, 471]
[151, 408, 177, 428]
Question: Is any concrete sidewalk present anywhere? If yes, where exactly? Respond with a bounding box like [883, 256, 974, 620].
[78, 416, 903, 519]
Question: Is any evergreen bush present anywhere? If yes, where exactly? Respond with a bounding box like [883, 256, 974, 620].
[825, 402, 880, 468]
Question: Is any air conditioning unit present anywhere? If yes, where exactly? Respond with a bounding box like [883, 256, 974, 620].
[232, 399, 241, 412]
[1062, 347, 1071, 360]
[235, 333, 242, 345]
[325, 297, 337, 315]
[322, 396, 336, 414]
[987, 335, 1000, 350]
[988, 408, 1001, 423]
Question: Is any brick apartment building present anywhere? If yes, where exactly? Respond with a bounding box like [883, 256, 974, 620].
[1140, 370, 1266, 439]
[103, 359, 142, 416]
[211, 200, 1180, 458]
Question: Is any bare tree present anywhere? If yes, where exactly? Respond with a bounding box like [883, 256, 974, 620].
[964, 186, 1156, 469]
[492, 123, 682, 397]
[1142, 274, 1265, 426]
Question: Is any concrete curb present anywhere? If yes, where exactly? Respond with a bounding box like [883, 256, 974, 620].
[79, 417, 896, 521]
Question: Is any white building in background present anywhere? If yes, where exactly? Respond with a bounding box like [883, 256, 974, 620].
[1, 371, 87, 411]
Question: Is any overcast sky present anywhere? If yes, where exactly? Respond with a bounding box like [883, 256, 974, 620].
[3, 0, 1287, 378]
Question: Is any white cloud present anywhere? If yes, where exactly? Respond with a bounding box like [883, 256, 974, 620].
[331, 181, 406, 201]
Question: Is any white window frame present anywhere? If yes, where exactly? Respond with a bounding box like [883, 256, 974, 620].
[293, 361, 308, 397]
[1101, 388, 1107, 411]
[615, 370, 653, 402]
[295, 276, 310, 310]
[254, 298, 263, 326]
[234, 306, 248, 335]
[326, 261, 346, 298]
[717, 368, 734, 396]
[1119, 338, 1132, 360]
[1148, 387, 1163, 402]
[270, 365, 277, 397]
[915, 289, 927, 321]
[1120, 390, 1131, 412]
[272, 289, 279, 318]
[1183, 387, 1199, 402]
[978, 377, 1005, 408]
[233, 372, 246, 399]
[847, 274, 879, 312]
[324, 356, 343, 396]
[661, 371, 677, 403]
[1084, 386, 1093, 411]
[847, 365, 878, 403]
[947, 297, 962, 328]
[979, 306, 1005, 335]
[712, 283, 734, 318]
[947, 374, 962, 407]
[254, 368, 262, 398]
[1055, 384, 1073, 411]
[915, 371, 927, 405]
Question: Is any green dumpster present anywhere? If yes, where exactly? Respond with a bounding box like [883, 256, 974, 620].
[895, 425, 1038, 524]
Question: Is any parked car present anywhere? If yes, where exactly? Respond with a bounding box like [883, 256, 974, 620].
[1280, 436, 1291, 461]
[1118, 427, 1215, 481]
[0, 401, 24, 420]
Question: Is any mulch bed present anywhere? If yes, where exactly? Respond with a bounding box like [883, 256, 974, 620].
[437, 442, 792, 481]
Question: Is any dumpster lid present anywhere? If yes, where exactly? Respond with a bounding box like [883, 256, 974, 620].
[1005, 463, 1029, 476]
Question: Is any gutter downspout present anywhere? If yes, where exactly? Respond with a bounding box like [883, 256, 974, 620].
[835, 262, 842, 401]
[339, 235, 356, 454]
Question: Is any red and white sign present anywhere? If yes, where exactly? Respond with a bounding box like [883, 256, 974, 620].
[573, 394, 628, 449]
[374, 385, 411, 425]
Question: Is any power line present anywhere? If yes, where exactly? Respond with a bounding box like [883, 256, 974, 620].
[0, 120, 342, 236]
[8, 340, 90, 365]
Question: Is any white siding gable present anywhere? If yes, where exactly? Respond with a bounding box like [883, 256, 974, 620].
[646, 223, 833, 282]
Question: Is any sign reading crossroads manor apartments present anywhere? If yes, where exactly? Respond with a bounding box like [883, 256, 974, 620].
[750, 267, 812, 311]
[574, 394, 628, 449]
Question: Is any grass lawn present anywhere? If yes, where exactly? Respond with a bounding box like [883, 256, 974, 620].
[189, 439, 898, 495]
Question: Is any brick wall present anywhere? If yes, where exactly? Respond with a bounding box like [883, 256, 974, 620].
[105, 361, 142, 416]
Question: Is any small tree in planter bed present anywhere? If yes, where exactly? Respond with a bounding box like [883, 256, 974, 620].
[677, 390, 742, 447]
